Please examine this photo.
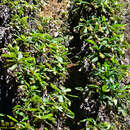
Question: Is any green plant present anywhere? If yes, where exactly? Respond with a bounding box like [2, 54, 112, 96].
[68, 0, 130, 129]
[2, 33, 73, 128]
[1, 0, 73, 129]
[1, 0, 130, 129]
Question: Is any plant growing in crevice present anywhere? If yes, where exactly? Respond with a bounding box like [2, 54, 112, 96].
[1, 0, 73, 129]
[67, 0, 130, 129]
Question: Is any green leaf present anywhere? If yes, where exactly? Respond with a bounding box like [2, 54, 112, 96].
[80, 0, 89, 4]
[113, 98, 117, 105]
[0, 113, 4, 117]
[50, 83, 62, 94]
[18, 52, 23, 59]
[85, 39, 96, 45]
[58, 95, 64, 102]
[102, 16, 106, 21]
[32, 95, 43, 103]
[7, 115, 18, 122]
[40, 33, 52, 40]
[75, 87, 84, 92]
[112, 24, 125, 28]
[66, 109, 75, 119]
[99, 52, 105, 59]
[87, 84, 99, 89]
[56, 56, 63, 63]
[120, 64, 130, 69]
[83, 27, 88, 33]
[41, 114, 53, 120]
[9, 64, 17, 71]
[102, 85, 110, 92]
[92, 57, 98, 62]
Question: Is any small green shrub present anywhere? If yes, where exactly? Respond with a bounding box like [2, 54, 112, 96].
[2, 33, 73, 129]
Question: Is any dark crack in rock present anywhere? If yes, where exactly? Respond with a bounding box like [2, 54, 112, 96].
[80, 91, 99, 119]
[0, 5, 17, 118]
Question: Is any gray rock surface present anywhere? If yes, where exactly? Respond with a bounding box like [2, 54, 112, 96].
[122, 1, 130, 129]
[122, 0, 130, 83]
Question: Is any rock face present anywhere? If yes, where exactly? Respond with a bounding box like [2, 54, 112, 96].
[0, 5, 17, 116]
[0, 5, 12, 47]
[124, 1, 130, 43]
[122, 1, 130, 129]
[122, 0, 130, 83]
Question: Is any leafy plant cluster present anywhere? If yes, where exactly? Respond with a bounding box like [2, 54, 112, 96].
[0, 0, 130, 129]
[68, 0, 130, 129]
[0, 0, 73, 129]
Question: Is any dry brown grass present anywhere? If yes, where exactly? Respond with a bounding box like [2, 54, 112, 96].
[40, 0, 70, 19]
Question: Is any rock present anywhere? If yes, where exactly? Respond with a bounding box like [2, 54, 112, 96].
[0, 5, 10, 26]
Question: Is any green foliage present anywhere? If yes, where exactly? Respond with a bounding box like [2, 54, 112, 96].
[0, 0, 129, 129]
[1, 0, 73, 129]
[68, 0, 130, 128]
